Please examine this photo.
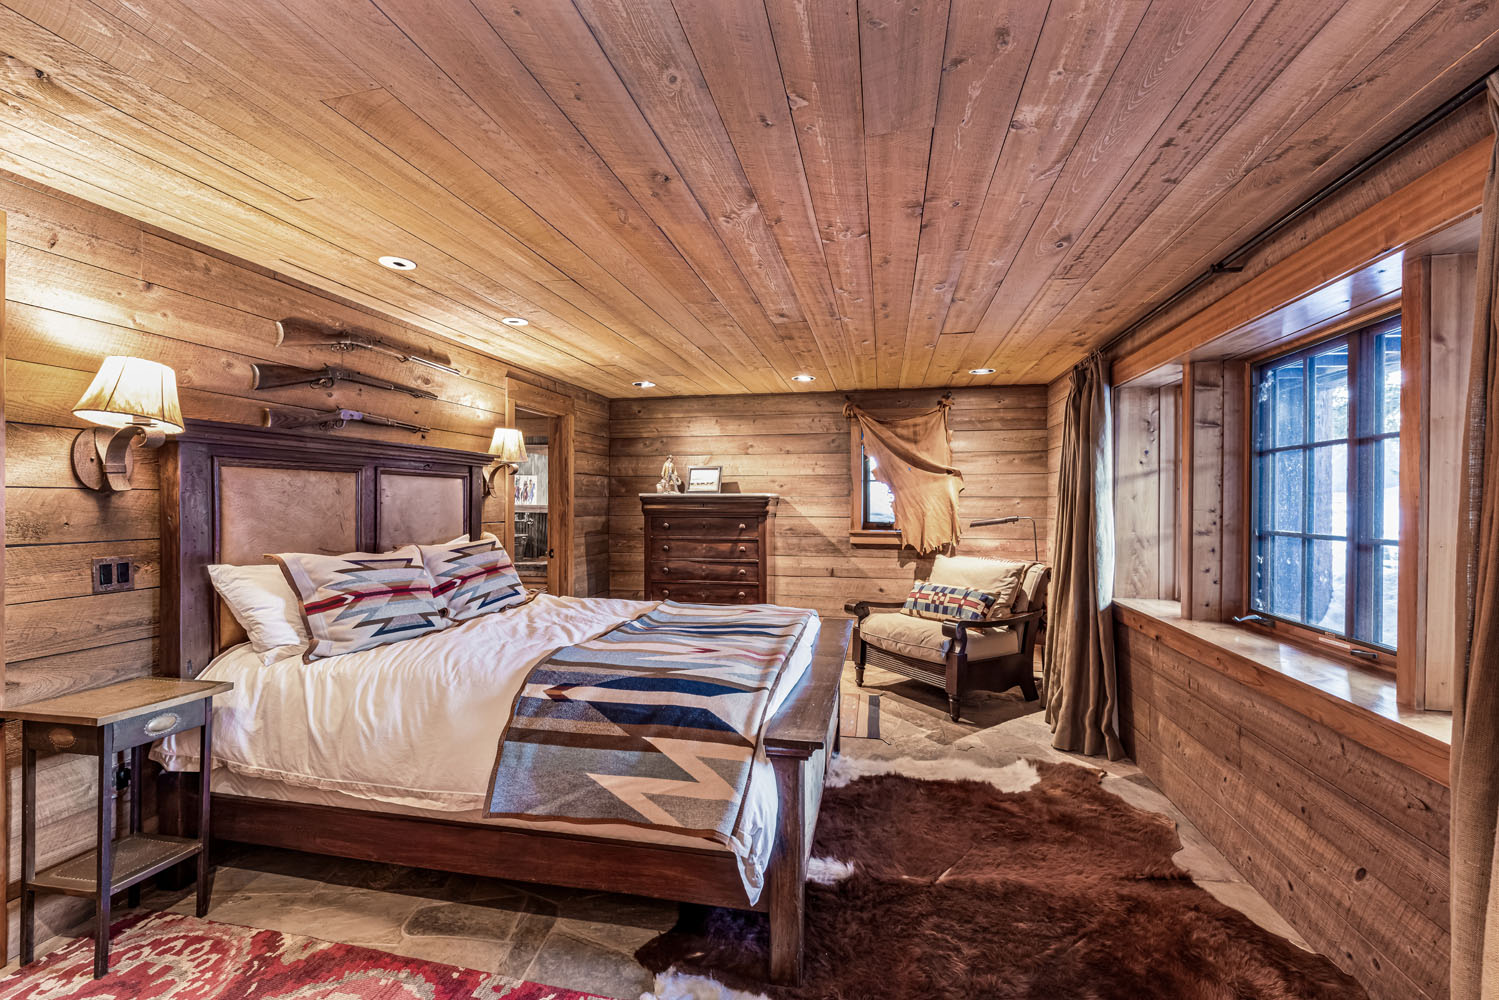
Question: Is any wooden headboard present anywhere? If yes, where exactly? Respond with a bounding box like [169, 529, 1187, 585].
[160, 419, 491, 677]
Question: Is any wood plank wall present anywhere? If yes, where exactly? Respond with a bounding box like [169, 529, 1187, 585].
[0, 170, 608, 954]
[1114, 607, 1450, 1000]
[608, 387, 1051, 614]
[1046, 376, 1065, 558]
[1114, 384, 1179, 600]
[1410, 253, 1477, 711]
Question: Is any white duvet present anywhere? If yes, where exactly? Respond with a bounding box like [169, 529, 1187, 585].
[155, 594, 819, 900]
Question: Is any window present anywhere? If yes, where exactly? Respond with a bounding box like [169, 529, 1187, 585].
[849, 425, 900, 545]
[1250, 316, 1401, 652]
[863, 450, 895, 529]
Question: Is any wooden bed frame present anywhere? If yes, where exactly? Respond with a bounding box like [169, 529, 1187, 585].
[157, 419, 847, 985]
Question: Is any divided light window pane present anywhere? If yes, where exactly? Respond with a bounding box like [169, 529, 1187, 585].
[864, 452, 895, 528]
[1249, 318, 1401, 652]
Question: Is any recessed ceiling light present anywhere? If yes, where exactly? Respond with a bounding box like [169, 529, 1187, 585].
[501, 316, 529, 327]
[969, 368, 996, 375]
[632, 380, 656, 388]
[378, 255, 417, 271]
[791, 374, 816, 382]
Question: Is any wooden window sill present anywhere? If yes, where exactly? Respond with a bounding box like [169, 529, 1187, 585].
[1113, 597, 1452, 786]
[850, 529, 902, 548]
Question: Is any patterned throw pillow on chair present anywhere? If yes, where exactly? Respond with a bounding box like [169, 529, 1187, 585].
[902, 581, 997, 621]
[273, 545, 449, 661]
[419, 535, 529, 622]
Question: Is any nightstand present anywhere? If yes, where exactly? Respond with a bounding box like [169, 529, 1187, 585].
[5, 677, 232, 978]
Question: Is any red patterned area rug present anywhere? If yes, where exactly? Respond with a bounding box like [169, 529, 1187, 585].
[0, 911, 613, 1000]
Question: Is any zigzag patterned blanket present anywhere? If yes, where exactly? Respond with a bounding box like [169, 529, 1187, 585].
[484, 602, 816, 842]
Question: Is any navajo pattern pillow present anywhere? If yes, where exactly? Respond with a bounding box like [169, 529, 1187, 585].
[419, 536, 528, 622]
[902, 581, 997, 621]
[272, 545, 448, 661]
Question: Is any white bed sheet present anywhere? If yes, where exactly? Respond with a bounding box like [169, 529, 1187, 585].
[154, 594, 820, 901]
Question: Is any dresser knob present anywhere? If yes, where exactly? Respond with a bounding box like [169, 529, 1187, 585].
[662, 589, 671, 597]
[662, 544, 670, 551]
[738, 522, 747, 530]
[662, 522, 670, 530]
[662, 566, 671, 574]
[736, 591, 746, 599]
[738, 545, 746, 553]
[737, 568, 746, 577]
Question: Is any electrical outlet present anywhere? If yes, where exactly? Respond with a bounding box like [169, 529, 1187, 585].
[92, 557, 135, 594]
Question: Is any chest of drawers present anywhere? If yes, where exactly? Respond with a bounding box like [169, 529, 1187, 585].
[640, 493, 778, 605]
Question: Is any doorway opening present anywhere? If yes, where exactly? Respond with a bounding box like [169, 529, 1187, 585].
[512, 406, 551, 590]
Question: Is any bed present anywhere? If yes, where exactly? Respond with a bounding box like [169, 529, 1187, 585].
[155, 419, 847, 985]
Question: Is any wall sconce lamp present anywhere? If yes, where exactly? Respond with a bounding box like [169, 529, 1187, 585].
[970, 514, 1039, 561]
[483, 427, 527, 497]
[71, 356, 185, 493]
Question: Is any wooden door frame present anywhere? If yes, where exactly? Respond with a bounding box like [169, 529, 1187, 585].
[508, 379, 575, 597]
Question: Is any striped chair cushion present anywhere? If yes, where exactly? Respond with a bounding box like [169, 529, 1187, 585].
[419, 535, 528, 622]
[902, 581, 997, 622]
[273, 545, 449, 660]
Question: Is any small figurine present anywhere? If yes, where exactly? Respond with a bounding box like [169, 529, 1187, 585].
[656, 455, 683, 493]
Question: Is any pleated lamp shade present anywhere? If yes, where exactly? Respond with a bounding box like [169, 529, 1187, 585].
[72, 356, 185, 433]
[488, 427, 527, 464]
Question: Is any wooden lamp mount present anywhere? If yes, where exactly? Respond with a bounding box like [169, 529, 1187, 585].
[72, 423, 167, 493]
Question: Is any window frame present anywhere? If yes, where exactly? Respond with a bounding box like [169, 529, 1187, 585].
[1243, 315, 1401, 672]
[848, 424, 902, 547]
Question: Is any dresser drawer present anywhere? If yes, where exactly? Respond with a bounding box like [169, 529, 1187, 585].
[650, 582, 761, 605]
[652, 560, 757, 583]
[650, 515, 758, 539]
[654, 538, 758, 560]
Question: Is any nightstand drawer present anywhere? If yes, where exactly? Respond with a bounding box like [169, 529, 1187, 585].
[111, 699, 207, 751]
[652, 560, 756, 583]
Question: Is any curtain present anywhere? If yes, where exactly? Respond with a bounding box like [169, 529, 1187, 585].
[1452, 71, 1499, 1000]
[843, 399, 965, 554]
[1043, 353, 1123, 760]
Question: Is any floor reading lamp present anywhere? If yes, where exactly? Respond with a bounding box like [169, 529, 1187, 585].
[969, 515, 1039, 561]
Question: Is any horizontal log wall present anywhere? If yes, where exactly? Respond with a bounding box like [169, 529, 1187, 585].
[1, 171, 608, 954]
[608, 387, 1051, 615]
[1113, 607, 1450, 1000]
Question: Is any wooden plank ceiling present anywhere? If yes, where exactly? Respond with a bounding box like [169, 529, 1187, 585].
[0, 0, 1494, 397]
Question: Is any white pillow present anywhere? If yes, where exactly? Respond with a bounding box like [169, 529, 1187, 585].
[207, 563, 309, 653]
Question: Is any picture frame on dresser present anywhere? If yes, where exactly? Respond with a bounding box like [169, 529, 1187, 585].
[685, 465, 723, 493]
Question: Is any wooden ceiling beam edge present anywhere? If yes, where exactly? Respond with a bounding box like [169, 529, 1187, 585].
[1110, 137, 1487, 385]
[1027, 17, 1499, 372]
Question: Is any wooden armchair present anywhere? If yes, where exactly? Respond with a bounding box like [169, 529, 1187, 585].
[844, 560, 1049, 722]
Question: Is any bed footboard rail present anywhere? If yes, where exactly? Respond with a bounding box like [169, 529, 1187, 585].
[762, 620, 850, 986]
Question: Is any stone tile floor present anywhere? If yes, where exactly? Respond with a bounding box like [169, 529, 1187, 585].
[17, 662, 1308, 999]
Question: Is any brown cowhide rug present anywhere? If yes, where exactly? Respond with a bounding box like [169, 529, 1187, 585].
[636, 758, 1368, 1000]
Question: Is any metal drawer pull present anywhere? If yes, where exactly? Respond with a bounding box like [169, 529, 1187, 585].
[662, 543, 671, 551]
[738, 568, 747, 576]
[662, 522, 670, 529]
[662, 566, 671, 573]
[144, 713, 180, 736]
[736, 591, 747, 599]
[738, 522, 747, 530]
[738, 545, 746, 553]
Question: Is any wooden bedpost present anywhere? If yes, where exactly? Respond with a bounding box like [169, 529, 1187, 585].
[766, 752, 811, 984]
[762, 620, 849, 986]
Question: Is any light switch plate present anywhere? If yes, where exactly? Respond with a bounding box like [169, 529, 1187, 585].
[92, 557, 135, 594]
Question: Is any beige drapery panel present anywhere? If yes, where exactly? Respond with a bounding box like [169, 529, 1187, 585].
[1043, 354, 1123, 760]
[1452, 71, 1499, 1000]
[843, 399, 965, 554]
